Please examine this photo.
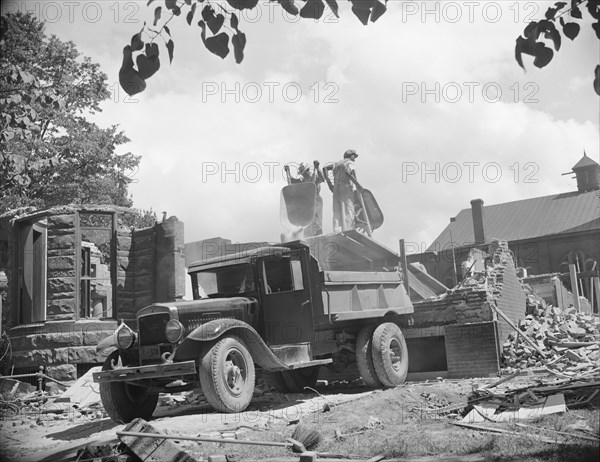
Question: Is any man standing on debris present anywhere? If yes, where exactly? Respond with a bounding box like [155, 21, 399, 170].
[286, 161, 325, 236]
[324, 149, 360, 233]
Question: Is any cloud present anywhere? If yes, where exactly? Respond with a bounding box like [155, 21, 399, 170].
[33, 1, 598, 252]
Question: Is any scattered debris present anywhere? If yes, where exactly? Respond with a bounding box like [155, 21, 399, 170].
[502, 303, 600, 377]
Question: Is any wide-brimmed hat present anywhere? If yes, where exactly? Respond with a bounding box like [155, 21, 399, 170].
[298, 162, 309, 173]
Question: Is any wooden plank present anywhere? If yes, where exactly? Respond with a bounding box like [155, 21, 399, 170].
[118, 419, 197, 462]
[593, 277, 600, 313]
[569, 264, 581, 312]
[399, 239, 410, 297]
[489, 304, 547, 359]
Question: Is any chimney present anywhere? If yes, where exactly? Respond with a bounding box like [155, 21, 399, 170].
[470, 198, 486, 244]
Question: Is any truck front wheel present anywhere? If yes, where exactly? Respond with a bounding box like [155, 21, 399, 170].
[99, 351, 159, 423]
[371, 323, 408, 387]
[199, 336, 255, 413]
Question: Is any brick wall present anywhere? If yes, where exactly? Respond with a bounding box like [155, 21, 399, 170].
[445, 322, 500, 378]
[487, 240, 527, 346]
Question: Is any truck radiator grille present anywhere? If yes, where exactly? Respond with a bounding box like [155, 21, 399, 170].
[139, 313, 169, 346]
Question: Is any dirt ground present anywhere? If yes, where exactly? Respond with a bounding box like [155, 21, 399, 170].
[0, 376, 598, 462]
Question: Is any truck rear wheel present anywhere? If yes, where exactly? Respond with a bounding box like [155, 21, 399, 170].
[280, 366, 319, 393]
[371, 323, 408, 387]
[199, 336, 255, 413]
[99, 351, 159, 423]
[356, 325, 383, 388]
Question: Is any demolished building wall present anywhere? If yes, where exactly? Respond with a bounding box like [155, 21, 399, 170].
[0, 206, 185, 381]
[407, 239, 528, 379]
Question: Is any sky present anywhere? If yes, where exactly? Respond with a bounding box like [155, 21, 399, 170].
[4, 0, 599, 254]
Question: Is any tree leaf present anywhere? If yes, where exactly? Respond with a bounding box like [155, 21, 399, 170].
[164, 25, 171, 36]
[570, 6, 582, 18]
[562, 21, 580, 40]
[278, 0, 299, 16]
[542, 22, 561, 51]
[231, 12, 239, 30]
[187, 3, 197, 25]
[351, 5, 371, 25]
[153, 6, 162, 26]
[136, 49, 160, 79]
[131, 30, 144, 52]
[199, 23, 231, 60]
[545, 6, 559, 20]
[210, 14, 225, 34]
[350, 0, 375, 10]
[167, 39, 174, 63]
[145, 42, 160, 57]
[533, 42, 553, 68]
[523, 21, 539, 39]
[592, 21, 600, 40]
[165, 0, 177, 10]
[300, 0, 325, 19]
[119, 45, 147, 95]
[324, 0, 339, 17]
[370, 0, 387, 23]
[515, 36, 536, 69]
[226, 0, 259, 10]
[594, 64, 600, 96]
[587, 1, 599, 20]
[232, 31, 246, 63]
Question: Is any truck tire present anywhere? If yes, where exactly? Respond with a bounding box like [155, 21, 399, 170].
[199, 336, 255, 413]
[356, 325, 383, 388]
[280, 367, 319, 393]
[99, 351, 159, 423]
[371, 322, 408, 387]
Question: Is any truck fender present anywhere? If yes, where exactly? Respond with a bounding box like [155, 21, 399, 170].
[173, 319, 289, 371]
[96, 330, 118, 352]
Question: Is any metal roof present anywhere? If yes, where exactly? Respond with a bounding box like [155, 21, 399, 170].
[427, 190, 600, 252]
[572, 153, 600, 170]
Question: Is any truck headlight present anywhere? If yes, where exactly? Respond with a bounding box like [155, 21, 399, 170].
[165, 319, 184, 343]
[116, 324, 136, 349]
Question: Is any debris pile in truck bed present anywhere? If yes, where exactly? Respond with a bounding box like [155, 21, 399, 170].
[501, 304, 600, 376]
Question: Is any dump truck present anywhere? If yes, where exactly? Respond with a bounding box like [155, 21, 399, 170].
[93, 240, 414, 423]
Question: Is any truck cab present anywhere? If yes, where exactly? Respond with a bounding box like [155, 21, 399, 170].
[93, 241, 413, 422]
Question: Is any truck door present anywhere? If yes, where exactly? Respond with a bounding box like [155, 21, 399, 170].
[259, 251, 314, 346]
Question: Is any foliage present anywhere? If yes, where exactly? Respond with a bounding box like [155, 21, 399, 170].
[0, 12, 141, 213]
[515, 0, 600, 95]
[119, 0, 388, 95]
[121, 208, 159, 229]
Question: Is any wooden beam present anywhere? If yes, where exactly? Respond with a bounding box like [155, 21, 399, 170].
[399, 239, 410, 298]
[569, 264, 581, 312]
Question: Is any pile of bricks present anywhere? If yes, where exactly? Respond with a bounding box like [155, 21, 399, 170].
[502, 305, 600, 376]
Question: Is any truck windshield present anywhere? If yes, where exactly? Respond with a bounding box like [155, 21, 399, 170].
[192, 264, 256, 299]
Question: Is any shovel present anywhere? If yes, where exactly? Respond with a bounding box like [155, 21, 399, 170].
[355, 186, 384, 232]
[280, 165, 317, 239]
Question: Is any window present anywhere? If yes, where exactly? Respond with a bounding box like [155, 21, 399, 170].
[192, 264, 256, 299]
[263, 256, 304, 293]
[18, 219, 47, 323]
[79, 213, 114, 319]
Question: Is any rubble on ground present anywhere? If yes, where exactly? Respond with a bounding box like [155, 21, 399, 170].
[501, 302, 600, 377]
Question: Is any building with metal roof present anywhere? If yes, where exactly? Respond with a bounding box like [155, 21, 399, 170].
[408, 153, 600, 290]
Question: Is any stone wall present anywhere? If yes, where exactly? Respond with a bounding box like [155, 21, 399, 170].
[46, 214, 77, 321]
[2, 207, 185, 380]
